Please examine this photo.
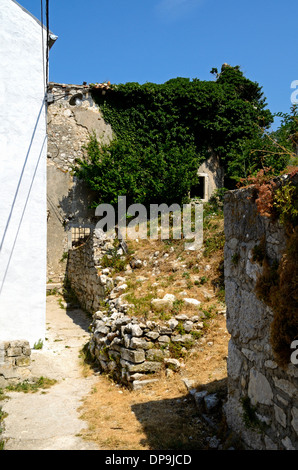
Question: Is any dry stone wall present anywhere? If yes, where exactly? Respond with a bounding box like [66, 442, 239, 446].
[67, 229, 205, 390]
[0, 340, 31, 388]
[67, 228, 115, 314]
[224, 185, 298, 450]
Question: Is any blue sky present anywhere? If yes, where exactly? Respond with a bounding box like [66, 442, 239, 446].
[19, 0, 298, 129]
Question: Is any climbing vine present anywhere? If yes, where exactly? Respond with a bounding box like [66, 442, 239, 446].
[75, 65, 279, 207]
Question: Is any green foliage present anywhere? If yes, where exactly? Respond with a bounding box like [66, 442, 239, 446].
[33, 339, 43, 350]
[6, 377, 57, 393]
[100, 248, 128, 273]
[203, 231, 225, 257]
[273, 180, 298, 229]
[252, 236, 266, 264]
[76, 65, 277, 207]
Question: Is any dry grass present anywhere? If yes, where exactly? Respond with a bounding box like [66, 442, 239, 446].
[79, 209, 231, 450]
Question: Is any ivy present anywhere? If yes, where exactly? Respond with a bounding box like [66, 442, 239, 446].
[76, 65, 281, 207]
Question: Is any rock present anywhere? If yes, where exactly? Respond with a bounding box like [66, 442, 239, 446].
[164, 358, 180, 371]
[171, 334, 193, 345]
[175, 314, 188, 321]
[130, 259, 143, 269]
[145, 331, 160, 341]
[101, 268, 110, 275]
[206, 436, 221, 449]
[146, 349, 164, 361]
[183, 321, 194, 333]
[115, 283, 128, 292]
[182, 378, 195, 391]
[194, 390, 208, 406]
[183, 298, 201, 307]
[120, 348, 145, 364]
[248, 368, 273, 405]
[130, 337, 153, 350]
[132, 379, 159, 390]
[204, 393, 220, 412]
[158, 335, 171, 344]
[151, 293, 176, 312]
[168, 318, 179, 330]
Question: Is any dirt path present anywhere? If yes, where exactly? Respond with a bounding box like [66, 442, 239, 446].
[2, 293, 231, 451]
[2, 295, 100, 450]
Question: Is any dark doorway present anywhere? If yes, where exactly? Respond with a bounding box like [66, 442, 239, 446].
[190, 176, 205, 200]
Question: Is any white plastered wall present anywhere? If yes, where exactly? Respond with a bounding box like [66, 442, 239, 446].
[0, 0, 48, 347]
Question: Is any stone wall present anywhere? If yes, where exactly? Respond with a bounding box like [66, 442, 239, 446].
[88, 300, 204, 390]
[46, 83, 112, 282]
[0, 341, 31, 388]
[224, 184, 298, 450]
[67, 228, 115, 314]
[67, 229, 205, 390]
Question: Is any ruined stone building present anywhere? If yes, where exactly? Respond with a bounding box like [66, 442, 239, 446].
[46, 82, 224, 282]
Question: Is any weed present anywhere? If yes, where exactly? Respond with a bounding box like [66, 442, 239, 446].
[33, 339, 43, 350]
[6, 377, 56, 394]
[171, 299, 184, 315]
[169, 341, 186, 359]
[58, 298, 66, 310]
[203, 231, 225, 258]
[176, 321, 186, 335]
[252, 236, 266, 264]
[241, 396, 266, 432]
[231, 253, 240, 265]
[46, 287, 58, 296]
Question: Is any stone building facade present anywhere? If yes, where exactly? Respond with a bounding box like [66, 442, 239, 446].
[46, 82, 112, 282]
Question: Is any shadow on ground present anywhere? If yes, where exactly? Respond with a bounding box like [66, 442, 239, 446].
[130, 377, 239, 450]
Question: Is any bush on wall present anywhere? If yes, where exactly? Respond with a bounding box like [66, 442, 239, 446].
[75, 64, 282, 207]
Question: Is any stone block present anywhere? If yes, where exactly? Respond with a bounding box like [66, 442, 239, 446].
[15, 357, 31, 367]
[120, 348, 145, 364]
[120, 359, 163, 373]
[248, 368, 273, 406]
[146, 349, 164, 362]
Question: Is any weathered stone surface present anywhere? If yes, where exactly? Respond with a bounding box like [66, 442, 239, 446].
[183, 298, 201, 307]
[274, 404, 287, 428]
[224, 182, 298, 450]
[273, 378, 297, 399]
[248, 369, 273, 406]
[146, 349, 164, 362]
[120, 348, 145, 364]
[204, 393, 219, 412]
[120, 359, 162, 373]
[151, 297, 174, 312]
[164, 358, 180, 371]
[291, 407, 298, 435]
[0, 340, 31, 386]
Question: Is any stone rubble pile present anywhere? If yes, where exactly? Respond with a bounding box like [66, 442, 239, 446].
[88, 292, 204, 390]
